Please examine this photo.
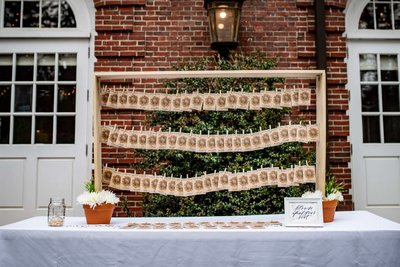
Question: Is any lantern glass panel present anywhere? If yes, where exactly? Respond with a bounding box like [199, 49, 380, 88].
[215, 7, 235, 42]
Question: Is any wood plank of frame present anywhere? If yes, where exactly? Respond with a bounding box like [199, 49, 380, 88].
[315, 72, 326, 196]
[95, 70, 325, 80]
[93, 76, 103, 192]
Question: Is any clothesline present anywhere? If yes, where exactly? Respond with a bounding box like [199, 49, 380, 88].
[101, 123, 319, 153]
[100, 88, 312, 111]
[103, 164, 316, 196]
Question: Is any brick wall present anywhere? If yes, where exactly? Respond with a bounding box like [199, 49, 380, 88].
[93, 0, 351, 216]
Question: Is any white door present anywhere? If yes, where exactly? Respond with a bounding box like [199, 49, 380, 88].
[0, 39, 89, 225]
[348, 41, 400, 222]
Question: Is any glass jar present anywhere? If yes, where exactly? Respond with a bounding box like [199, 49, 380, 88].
[47, 198, 66, 227]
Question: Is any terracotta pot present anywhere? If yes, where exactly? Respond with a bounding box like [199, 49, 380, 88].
[322, 200, 338, 223]
[82, 203, 115, 224]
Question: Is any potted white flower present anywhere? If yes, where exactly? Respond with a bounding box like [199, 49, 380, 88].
[77, 180, 119, 224]
[302, 176, 344, 223]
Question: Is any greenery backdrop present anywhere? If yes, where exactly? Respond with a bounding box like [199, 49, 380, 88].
[132, 53, 315, 217]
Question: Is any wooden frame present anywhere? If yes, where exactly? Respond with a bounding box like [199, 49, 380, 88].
[93, 70, 326, 195]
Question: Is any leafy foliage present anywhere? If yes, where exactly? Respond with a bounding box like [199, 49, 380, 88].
[85, 179, 95, 193]
[325, 175, 345, 197]
[134, 53, 315, 217]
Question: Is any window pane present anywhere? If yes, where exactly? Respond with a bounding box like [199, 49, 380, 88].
[0, 117, 10, 144]
[0, 85, 12, 112]
[359, 3, 374, 29]
[41, 0, 59, 28]
[0, 54, 13, 81]
[382, 85, 400, 111]
[13, 116, 31, 144]
[395, 4, 400, 29]
[16, 54, 34, 81]
[60, 0, 76, 28]
[35, 116, 53, 144]
[4, 1, 21, 27]
[361, 85, 379, 112]
[384, 116, 400, 143]
[360, 54, 377, 81]
[57, 116, 75, 144]
[22, 1, 40, 27]
[376, 4, 392, 29]
[215, 8, 235, 42]
[14, 85, 33, 112]
[36, 85, 54, 112]
[37, 54, 55, 81]
[362, 116, 381, 143]
[380, 55, 398, 81]
[4, 0, 77, 29]
[58, 54, 76, 81]
[57, 85, 76, 112]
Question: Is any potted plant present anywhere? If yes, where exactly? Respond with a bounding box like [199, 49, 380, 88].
[322, 176, 344, 222]
[302, 176, 344, 223]
[77, 180, 120, 224]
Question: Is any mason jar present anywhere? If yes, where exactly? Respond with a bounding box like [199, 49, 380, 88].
[47, 198, 66, 227]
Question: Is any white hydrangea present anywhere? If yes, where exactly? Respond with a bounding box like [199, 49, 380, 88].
[77, 190, 119, 209]
[301, 190, 323, 199]
[326, 191, 344, 201]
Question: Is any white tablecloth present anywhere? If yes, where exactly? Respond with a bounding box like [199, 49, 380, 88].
[1, 211, 399, 267]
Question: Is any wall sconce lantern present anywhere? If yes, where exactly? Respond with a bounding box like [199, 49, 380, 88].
[204, 0, 245, 58]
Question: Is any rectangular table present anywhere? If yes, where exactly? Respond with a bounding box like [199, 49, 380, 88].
[1, 211, 399, 267]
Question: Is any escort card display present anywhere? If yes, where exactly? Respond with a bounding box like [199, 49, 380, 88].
[101, 123, 319, 153]
[99, 80, 319, 196]
[102, 164, 316, 196]
[100, 88, 312, 111]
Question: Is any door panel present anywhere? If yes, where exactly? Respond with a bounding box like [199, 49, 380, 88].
[0, 40, 89, 225]
[37, 158, 74, 208]
[0, 159, 25, 207]
[365, 157, 400, 205]
[349, 41, 400, 222]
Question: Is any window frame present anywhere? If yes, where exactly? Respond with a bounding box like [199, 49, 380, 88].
[346, 0, 400, 39]
[0, 52, 78, 145]
[359, 53, 400, 143]
[0, 0, 91, 38]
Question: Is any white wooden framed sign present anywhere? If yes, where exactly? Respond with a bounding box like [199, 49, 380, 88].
[284, 197, 323, 227]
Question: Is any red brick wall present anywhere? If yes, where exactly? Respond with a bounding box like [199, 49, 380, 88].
[93, 0, 351, 216]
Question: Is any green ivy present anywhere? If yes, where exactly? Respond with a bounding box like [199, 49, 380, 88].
[133, 53, 315, 217]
